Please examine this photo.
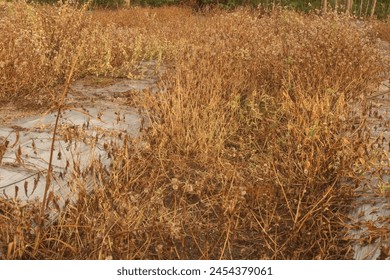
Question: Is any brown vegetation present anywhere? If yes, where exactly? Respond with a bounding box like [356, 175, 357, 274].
[0, 2, 387, 259]
[373, 18, 390, 42]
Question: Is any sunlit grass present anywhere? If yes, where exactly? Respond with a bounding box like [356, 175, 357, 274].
[0, 2, 387, 259]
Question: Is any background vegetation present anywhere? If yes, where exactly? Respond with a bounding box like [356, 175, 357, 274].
[24, 0, 390, 19]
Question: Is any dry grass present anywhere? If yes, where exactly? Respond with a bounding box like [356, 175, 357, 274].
[0, 2, 387, 259]
[373, 17, 390, 42]
[0, 1, 164, 103]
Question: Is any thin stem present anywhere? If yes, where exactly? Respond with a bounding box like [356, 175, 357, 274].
[34, 37, 85, 255]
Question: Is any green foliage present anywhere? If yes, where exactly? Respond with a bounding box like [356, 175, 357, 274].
[376, 1, 390, 19]
[132, 0, 181, 6]
[91, 0, 125, 8]
[28, 0, 125, 8]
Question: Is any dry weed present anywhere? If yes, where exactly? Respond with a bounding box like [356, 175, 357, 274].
[373, 17, 390, 42]
[0, 4, 387, 259]
[0, 1, 164, 103]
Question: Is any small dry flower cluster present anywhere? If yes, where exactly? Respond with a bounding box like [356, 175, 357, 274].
[373, 17, 390, 43]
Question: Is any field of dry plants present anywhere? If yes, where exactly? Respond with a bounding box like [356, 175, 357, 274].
[1, 1, 390, 259]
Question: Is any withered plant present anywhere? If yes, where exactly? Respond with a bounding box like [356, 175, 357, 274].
[0, 3, 387, 259]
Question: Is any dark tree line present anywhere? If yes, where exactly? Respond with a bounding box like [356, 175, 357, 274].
[27, 0, 390, 19]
